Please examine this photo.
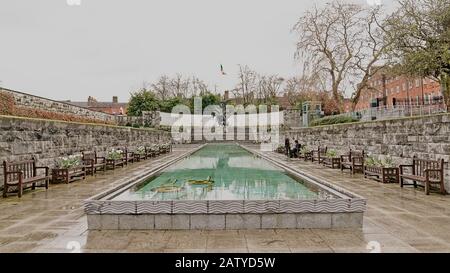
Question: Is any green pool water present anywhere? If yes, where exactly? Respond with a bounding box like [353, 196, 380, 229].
[114, 144, 335, 201]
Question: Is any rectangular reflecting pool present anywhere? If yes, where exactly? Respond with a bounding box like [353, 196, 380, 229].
[113, 144, 335, 201]
[84, 143, 366, 230]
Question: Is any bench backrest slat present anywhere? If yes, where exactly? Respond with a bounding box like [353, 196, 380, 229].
[412, 157, 444, 178]
[82, 151, 98, 163]
[349, 149, 365, 158]
[3, 159, 37, 182]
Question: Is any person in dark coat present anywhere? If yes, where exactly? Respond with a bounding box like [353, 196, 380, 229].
[290, 140, 301, 158]
[284, 138, 290, 157]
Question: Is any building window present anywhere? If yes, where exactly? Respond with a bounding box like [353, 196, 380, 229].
[396, 86, 400, 93]
[402, 83, 406, 91]
[416, 79, 420, 87]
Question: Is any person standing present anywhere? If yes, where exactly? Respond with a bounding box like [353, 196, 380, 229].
[284, 138, 290, 157]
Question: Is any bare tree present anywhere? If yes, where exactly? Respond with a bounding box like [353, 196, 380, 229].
[169, 73, 186, 98]
[283, 77, 300, 106]
[189, 76, 209, 97]
[282, 74, 328, 107]
[350, 6, 394, 110]
[257, 75, 284, 104]
[293, 1, 391, 112]
[152, 75, 171, 100]
[234, 65, 258, 105]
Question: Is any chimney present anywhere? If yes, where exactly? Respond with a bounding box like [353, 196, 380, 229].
[87, 96, 97, 106]
[113, 96, 118, 103]
[224, 90, 229, 101]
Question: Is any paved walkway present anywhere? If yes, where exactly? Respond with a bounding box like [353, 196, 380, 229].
[0, 144, 449, 253]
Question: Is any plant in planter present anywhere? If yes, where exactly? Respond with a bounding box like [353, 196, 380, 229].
[56, 155, 81, 169]
[107, 149, 124, 160]
[365, 156, 380, 167]
[136, 146, 146, 156]
[323, 149, 340, 168]
[53, 155, 85, 184]
[275, 145, 285, 153]
[380, 156, 395, 168]
[364, 155, 399, 183]
[300, 146, 311, 156]
[326, 150, 337, 158]
[365, 156, 395, 168]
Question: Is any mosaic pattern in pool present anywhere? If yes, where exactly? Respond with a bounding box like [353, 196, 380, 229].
[113, 144, 336, 201]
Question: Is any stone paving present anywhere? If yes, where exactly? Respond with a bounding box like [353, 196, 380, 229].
[0, 144, 450, 253]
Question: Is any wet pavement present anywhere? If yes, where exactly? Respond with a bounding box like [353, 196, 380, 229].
[1, 144, 450, 253]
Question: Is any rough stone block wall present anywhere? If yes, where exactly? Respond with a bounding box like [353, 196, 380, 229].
[0, 116, 171, 187]
[283, 109, 302, 128]
[285, 113, 450, 191]
[2, 88, 116, 123]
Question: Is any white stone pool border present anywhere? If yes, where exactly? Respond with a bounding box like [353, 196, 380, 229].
[84, 144, 366, 230]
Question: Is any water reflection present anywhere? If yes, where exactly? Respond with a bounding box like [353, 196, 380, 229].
[114, 144, 335, 201]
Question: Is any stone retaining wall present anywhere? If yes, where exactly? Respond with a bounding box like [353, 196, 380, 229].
[1, 88, 116, 123]
[0, 115, 171, 187]
[285, 113, 450, 191]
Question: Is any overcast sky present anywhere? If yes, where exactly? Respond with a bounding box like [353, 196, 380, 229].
[0, 0, 393, 102]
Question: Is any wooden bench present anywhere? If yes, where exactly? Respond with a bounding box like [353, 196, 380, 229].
[3, 159, 50, 198]
[121, 148, 135, 165]
[311, 147, 327, 163]
[400, 157, 446, 195]
[82, 151, 106, 175]
[340, 149, 365, 174]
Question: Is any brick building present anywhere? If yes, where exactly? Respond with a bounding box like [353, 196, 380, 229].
[66, 96, 128, 115]
[354, 70, 444, 111]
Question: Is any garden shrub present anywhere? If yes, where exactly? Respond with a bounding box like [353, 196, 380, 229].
[0, 91, 15, 115]
[11, 106, 116, 125]
[310, 115, 359, 127]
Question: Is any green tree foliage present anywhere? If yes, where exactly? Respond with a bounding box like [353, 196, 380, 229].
[159, 97, 184, 113]
[128, 88, 223, 116]
[387, 0, 450, 109]
[188, 93, 222, 112]
[127, 89, 160, 116]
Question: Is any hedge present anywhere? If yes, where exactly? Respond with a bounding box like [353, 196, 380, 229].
[310, 115, 359, 127]
[0, 91, 15, 115]
[0, 91, 116, 125]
